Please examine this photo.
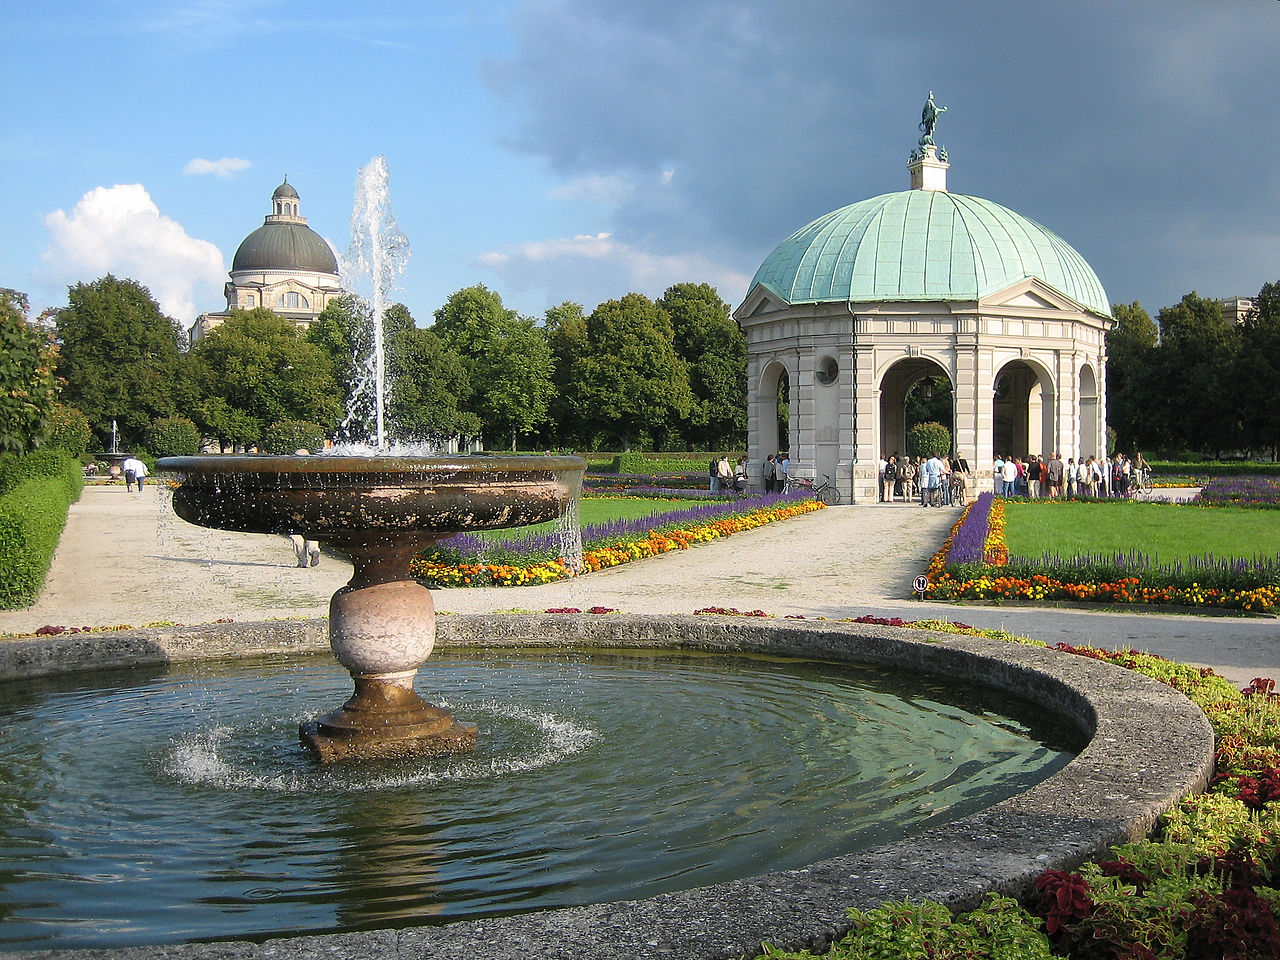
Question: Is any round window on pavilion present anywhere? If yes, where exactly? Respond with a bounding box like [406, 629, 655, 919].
[816, 356, 839, 385]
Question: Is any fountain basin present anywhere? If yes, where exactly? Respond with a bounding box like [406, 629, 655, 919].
[0, 613, 1214, 960]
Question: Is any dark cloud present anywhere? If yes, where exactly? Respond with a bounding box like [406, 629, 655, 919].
[486, 0, 1280, 310]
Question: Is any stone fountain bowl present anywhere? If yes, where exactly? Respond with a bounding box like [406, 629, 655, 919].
[156, 454, 587, 539]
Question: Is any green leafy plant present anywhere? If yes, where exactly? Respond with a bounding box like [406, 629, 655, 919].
[259, 419, 327, 455]
[144, 415, 201, 458]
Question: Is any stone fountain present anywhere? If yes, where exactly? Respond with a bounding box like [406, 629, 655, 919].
[158, 452, 585, 760]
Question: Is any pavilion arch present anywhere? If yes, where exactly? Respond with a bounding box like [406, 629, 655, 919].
[879, 356, 954, 461]
[755, 359, 792, 463]
[993, 358, 1056, 460]
[1078, 365, 1101, 461]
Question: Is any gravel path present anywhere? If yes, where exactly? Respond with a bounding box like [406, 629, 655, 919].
[2, 482, 1277, 686]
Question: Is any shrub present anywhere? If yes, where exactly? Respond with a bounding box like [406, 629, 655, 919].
[906, 421, 951, 459]
[260, 420, 327, 455]
[44, 404, 91, 458]
[609, 452, 647, 474]
[145, 415, 201, 458]
[0, 451, 82, 608]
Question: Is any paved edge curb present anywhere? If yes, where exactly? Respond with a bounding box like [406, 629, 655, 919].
[2, 614, 1214, 960]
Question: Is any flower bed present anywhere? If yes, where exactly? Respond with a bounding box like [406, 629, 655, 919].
[1197, 475, 1280, 509]
[411, 494, 825, 587]
[924, 496, 1280, 613]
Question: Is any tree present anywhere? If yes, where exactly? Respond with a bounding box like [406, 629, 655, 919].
[657, 283, 746, 449]
[53, 276, 184, 450]
[0, 289, 60, 454]
[1105, 302, 1159, 450]
[1151, 292, 1241, 457]
[188, 308, 340, 448]
[1235, 281, 1280, 459]
[573, 293, 693, 450]
[145, 415, 202, 457]
[542, 301, 589, 448]
[383, 304, 480, 443]
[433, 286, 554, 450]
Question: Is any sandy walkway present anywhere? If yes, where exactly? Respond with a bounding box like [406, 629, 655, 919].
[3, 483, 1277, 686]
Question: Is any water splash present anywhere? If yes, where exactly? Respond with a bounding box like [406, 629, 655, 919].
[164, 701, 598, 794]
[341, 156, 411, 450]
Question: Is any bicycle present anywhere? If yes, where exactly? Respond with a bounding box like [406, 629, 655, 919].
[785, 473, 842, 505]
[1132, 466, 1153, 500]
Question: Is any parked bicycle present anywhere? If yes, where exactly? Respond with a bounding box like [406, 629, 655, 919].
[784, 473, 842, 505]
[1131, 466, 1153, 500]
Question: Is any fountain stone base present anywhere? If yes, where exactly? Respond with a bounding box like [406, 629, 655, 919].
[300, 675, 478, 762]
[301, 563, 476, 762]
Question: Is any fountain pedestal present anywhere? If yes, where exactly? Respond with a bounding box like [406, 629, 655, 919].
[300, 534, 476, 761]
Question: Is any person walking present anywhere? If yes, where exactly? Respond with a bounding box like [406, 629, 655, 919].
[121, 455, 148, 493]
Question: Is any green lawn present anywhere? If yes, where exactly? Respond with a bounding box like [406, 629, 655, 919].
[1003, 501, 1280, 562]
[473, 496, 695, 546]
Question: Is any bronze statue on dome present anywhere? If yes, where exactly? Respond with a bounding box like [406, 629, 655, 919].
[919, 91, 947, 145]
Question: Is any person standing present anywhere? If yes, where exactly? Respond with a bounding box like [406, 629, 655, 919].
[775, 454, 788, 492]
[121, 455, 147, 492]
[716, 454, 733, 493]
[1001, 456, 1017, 498]
[708, 457, 719, 493]
[733, 456, 748, 494]
[287, 449, 321, 567]
[923, 451, 944, 507]
[882, 455, 898, 502]
[1047, 452, 1064, 498]
[877, 455, 888, 502]
[763, 454, 776, 493]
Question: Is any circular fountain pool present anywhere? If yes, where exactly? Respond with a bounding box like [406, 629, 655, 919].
[0, 647, 1078, 949]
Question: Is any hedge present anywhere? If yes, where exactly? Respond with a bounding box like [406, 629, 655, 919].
[0, 452, 83, 608]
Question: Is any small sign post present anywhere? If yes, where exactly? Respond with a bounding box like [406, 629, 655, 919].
[913, 575, 929, 600]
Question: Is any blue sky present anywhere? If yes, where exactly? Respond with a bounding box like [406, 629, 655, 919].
[3, 1, 1279, 332]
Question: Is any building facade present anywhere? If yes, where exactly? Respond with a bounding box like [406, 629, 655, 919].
[734, 123, 1113, 502]
[190, 180, 342, 342]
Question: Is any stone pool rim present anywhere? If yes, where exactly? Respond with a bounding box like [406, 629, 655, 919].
[0, 613, 1214, 960]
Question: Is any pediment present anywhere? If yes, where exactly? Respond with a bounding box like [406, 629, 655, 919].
[733, 284, 790, 323]
[981, 278, 1089, 314]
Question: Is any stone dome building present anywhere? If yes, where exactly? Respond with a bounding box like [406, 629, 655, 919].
[734, 110, 1112, 501]
[190, 179, 342, 342]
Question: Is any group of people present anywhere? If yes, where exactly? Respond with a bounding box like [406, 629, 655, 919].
[709, 454, 751, 494]
[762, 453, 790, 492]
[993, 451, 1150, 499]
[879, 452, 970, 507]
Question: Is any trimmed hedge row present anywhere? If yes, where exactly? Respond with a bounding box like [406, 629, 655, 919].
[1152, 460, 1280, 477]
[0, 452, 83, 608]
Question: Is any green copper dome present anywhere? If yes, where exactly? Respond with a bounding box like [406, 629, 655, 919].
[748, 190, 1110, 317]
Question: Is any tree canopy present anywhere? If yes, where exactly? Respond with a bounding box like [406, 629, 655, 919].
[433, 285, 554, 450]
[657, 283, 746, 449]
[571, 293, 694, 450]
[187, 308, 340, 448]
[0, 289, 60, 454]
[53, 276, 184, 449]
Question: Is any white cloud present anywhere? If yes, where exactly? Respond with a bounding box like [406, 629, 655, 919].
[184, 157, 252, 177]
[477, 232, 750, 313]
[41, 184, 227, 324]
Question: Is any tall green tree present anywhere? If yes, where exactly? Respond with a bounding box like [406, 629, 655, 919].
[188, 308, 340, 448]
[657, 283, 746, 448]
[542, 301, 588, 448]
[1235, 281, 1280, 459]
[0, 289, 60, 453]
[1151, 292, 1241, 457]
[383, 304, 480, 443]
[1105, 301, 1159, 450]
[53, 276, 184, 449]
[573, 293, 693, 450]
[433, 285, 554, 450]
